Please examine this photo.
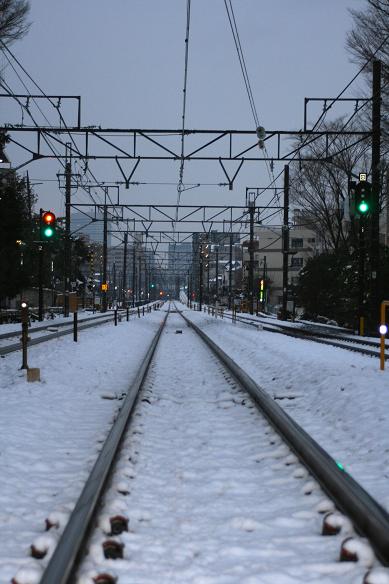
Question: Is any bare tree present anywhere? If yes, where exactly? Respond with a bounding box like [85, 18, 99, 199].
[346, 0, 389, 143]
[290, 120, 370, 251]
[0, 0, 30, 46]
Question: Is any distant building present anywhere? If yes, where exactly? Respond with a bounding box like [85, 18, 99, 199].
[71, 210, 111, 246]
[242, 212, 321, 308]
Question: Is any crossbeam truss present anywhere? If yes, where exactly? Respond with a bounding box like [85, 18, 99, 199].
[3, 125, 371, 183]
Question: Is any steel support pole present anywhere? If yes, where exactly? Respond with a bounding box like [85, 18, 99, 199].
[215, 246, 219, 303]
[113, 262, 116, 306]
[132, 245, 136, 307]
[282, 165, 290, 320]
[102, 204, 108, 312]
[138, 255, 142, 304]
[64, 162, 71, 317]
[248, 202, 255, 315]
[228, 233, 233, 310]
[122, 232, 128, 306]
[199, 251, 203, 312]
[370, 60, 381, 329]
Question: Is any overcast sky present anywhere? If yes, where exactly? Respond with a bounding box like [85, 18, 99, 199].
[1, 0, 367, 233]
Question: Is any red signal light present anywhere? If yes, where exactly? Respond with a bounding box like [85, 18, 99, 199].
[42, 211, 55, 224]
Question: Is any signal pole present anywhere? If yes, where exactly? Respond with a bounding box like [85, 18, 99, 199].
[281, 165, 290, 320]
[358, 216, 366, 335]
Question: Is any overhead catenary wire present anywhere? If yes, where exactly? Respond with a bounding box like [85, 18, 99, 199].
[0, 41, 127, 234]
[223, 0, 280, 206]
[176, 0, 192, 216]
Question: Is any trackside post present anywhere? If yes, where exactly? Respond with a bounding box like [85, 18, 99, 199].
[20, 301, 29, 369]
[379, 300, 389, 370]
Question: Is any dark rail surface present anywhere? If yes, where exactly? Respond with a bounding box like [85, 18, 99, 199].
[179, 308, 389, 566]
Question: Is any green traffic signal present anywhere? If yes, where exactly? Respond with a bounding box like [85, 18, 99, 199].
[43, 226, 54, 238]
[354, 180, 372, 217]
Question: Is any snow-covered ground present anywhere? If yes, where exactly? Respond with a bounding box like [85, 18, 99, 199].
[182, 304, 389, 511]
[78, 311, 378, 583]
[0, 311, 164, 583]
[0, 309, 109, 336]
[2, 302, 389, 582]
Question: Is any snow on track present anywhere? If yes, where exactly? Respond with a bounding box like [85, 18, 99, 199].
[182, 306, 389, 513]
[0, 312, 163, 583]
[78, 312, 370, 584]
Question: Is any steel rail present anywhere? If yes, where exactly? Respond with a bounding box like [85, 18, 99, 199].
[231, 312, 384, 349]
[0, 311, 120, 341]
[179, 309, 389, 565]
[203, 309, 387, 360]
[40, 310, 169, 584]
[0, 305, 159, 356]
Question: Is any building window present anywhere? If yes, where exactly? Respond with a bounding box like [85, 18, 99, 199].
[307, 238, 315, 244]
[291, 257, 303, 267]
[291, 238, 303, 248]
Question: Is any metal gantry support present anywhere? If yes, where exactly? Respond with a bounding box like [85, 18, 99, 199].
[3, 125, 371, 169]
[247, 197, 255, 316]
[281, 165, 290, 321]
[102, 203, 108, 312]
[64, 160, 72, 317]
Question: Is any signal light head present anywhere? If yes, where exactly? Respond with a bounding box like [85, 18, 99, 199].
[41, 210, 56, 239]
[42, 211, 55, 224]
[358, 201, 369, 214]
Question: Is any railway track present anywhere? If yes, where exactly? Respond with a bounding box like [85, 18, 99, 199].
[0, 304, 160, 357]
[202, 307, 388, 361]
[12, 305, 389, 583]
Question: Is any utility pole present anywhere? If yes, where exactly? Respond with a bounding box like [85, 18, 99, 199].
[228, 233, 233, 310]
[248, 196, 255, 315]
[102, 203, 108, 312]
[215, 245, 219, 303]
[262, 255, 267, 311]
[199, 246, 203, 311]
[26, 171, 32, 221]
[370, 59, 382, 329]
[138, 255, 142, 304]
[145, 258, 149, 300]
[122, 232, 128, 307]
[113, 262, 117, 306]
[132, 244, 136, 307]
[64, 161, 72, 317]
[207, 259, 210, 305]
[281, 165, 290, 320]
